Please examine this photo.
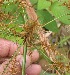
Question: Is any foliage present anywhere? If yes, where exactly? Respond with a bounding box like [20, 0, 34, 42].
[58, 36, 70, 47]
[51, 1, 70, 24]
[37, 0, 70, 31]
[0, 0, 70, 75]
[37, 10, 59, 32]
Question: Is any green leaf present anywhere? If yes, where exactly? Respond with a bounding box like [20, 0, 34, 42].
[3, 0, 16, 4]
[0, 31, 23, 45]
[18, 7, 24, 14]
[39, 49, 53, 64]
[15, 27, 23, 32]
[52, 0, 58, 2]
[37, 0, 51, 10]
[3, 19, 11, 24]
[30, 0, 38, 9]
[14, 13, 25, 24]
[2, 2, 19, 14]
[52, 0, 68, 2]
[58, 36, 70, 46]
[6, 35, 23, 45]
[51, 1, 70, 24]
[30, 0, 38, 4]
[37, 10, 59, 32]
[1, 3, 24, 24]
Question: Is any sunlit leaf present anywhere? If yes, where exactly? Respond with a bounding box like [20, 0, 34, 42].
[1, 2, 19, 14]
[37, 0, 51, 10]
[37, 10, 59, 32]
[14, 13, 25, 24]
[51, 1, 70, 24]
[30, 0, 38, 9]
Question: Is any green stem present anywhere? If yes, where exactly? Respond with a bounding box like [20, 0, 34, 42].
[22, 41, 27, 75]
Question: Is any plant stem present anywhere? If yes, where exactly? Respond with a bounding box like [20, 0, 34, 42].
[22, 41, 27, 75]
